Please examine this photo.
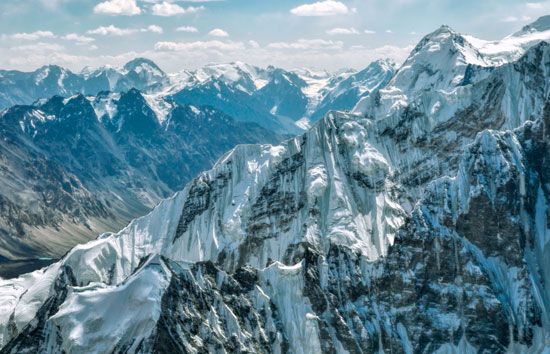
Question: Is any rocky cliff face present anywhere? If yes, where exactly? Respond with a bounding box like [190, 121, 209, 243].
[0, 19, 549, 354]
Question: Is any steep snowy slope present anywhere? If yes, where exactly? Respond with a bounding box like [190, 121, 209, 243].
[0, 90, 280, 262]
[0, 108, 407, 352]
[1, 105, 549, 353]
[307, 59, 396, 123]
[0, 17, 549, 354]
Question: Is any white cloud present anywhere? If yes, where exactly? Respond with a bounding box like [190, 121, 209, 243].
[151, 2, 204, 16]
[326, 27, 359, 35]
[87, 25, 137, 36]
[385, 29, 393, 33]
[248, 40, 260, 48]
[290, 1, 349, 17]
[62, 33, 95, 43]
[497, 2, 548, 24]
[94, 0, 142, 16]
[0, 49, 144, 73]
[87, 25, 163, 36]
[501, 15, 532, 22]
[11, 42, 65, 52]
[364, 30, 376, 34]
[141, 0, 219, 2]
[176, 26, 199, 33]
[267, 39, 343, 50]
[0, 39, 415, 73]
[502, 16, 519, 22]
[525, 2, 546, 10]
[147, 25, 164, 34]
[351, 43, 414, 58]
[5, 31, 56, 41]
[154, 40, 244, 51]
[208, 28, 229, 37]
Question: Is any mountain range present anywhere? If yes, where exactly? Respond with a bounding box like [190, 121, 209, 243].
[0, 15, 549, 354]
[0, 58, 396, 133]
[0, 54, 396, 265]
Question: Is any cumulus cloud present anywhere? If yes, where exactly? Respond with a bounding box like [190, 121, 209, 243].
[326, 27, 359, 35]
[0, 48, 145, 73]
[493, 1, 547, 24]
[176, 26, 199, 33]
[93, 0, 141, 16]
[87, 25, 163, 36]
[208, 28, 229, 37]
[290, 1, 349, 16]
[11, 42, 65, 52]
[4, 31, 56, 41]
[87, 25, 137, 36]
[525, 2, 547, 10]
[267, 39, 343, 50]
[0, 39, 415, 73]
[501, 15, 532, 22]
[147, 25, 164, 34]
[141, 0, 218, 2]
[364, 30, 376, 34]
[350, 44, 414, 59]
[154, 40, 244, 51]
[151, 2, 204, 16]
[248, 40, 260, 48]
[62, 33, 95, 43]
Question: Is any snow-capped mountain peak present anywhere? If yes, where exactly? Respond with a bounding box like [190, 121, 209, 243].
[194, 62, 266, 93]
[123, 58, 165, 79]
[392, 24, 486, 92]
[354, 18, 550, 119]
[31, 65, 74, 91]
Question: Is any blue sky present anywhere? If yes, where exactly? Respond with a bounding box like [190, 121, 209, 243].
[0, 0, 547, 72]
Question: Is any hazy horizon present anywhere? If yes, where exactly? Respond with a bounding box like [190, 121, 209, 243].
[0, 0, 548, 72]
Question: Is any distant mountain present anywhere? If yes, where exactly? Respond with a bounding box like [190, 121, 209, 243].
[0, 89, 281, 261]
[0, 58, 168, 109]
[0, 59, 397, 133]
[307, 58, 396, 122]
[1, 16, 549, 354]
[166, 61, 396, 131]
